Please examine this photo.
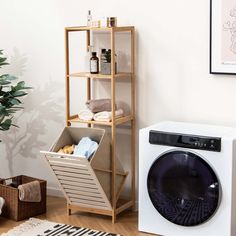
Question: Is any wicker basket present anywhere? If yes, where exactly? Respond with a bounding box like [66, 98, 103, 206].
[0, 175, 47, 221]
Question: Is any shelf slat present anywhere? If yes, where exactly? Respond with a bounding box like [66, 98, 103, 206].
[67, 72, 132, 80]
[65, 26, 134, 32]
[68, 115, 133, 126]
[116, 199, 134, 214]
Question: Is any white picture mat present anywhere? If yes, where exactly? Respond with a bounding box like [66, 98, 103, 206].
[211, 0, 236, 74]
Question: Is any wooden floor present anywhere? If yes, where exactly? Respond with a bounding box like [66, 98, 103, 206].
[0, 196, 154, 236]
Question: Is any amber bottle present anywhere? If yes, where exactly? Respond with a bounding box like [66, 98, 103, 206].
[90, 52, 99, 74]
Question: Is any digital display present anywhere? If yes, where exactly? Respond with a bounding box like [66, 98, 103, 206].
[149, 131, 221, 152]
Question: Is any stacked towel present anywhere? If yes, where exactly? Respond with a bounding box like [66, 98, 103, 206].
[86, 99, 116, 113]
[74, 137, 98, 159]
[93, 109, 124, 122]
[78, 109, 94, 121]
[18, 180, 41, 202]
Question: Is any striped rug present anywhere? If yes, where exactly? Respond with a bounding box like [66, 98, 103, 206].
[1, 218, 122, 236]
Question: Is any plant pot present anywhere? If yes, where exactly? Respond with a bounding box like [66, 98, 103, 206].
[101, 62, 111, 75]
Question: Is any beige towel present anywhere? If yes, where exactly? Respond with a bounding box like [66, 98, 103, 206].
[86, 99, 116, 113]
[0, 197, 5, 215]
[18, 180, 41, 202]
[93, 109, 124, 122]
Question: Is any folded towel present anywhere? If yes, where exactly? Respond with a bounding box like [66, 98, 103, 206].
[74, 137, 98, 160]
[78, 109, 94, 121]
[18, 180, 41, 202]
[0, 197, 5, 215]
[93, 109, 124, 122]
[86, 99, 116, 113]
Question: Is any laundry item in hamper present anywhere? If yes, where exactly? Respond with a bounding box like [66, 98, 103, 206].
[18, 180, 41, 202]
[93, 109, 124, 122]
[0, 197, 5, 215]
[57, 144, 75, 154]
[74, 137, 99, 159]
[86, 98, 116, 113]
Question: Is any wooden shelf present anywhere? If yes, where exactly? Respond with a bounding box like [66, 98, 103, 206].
[65, 26, 134, 32]
[64, 24, 136, 223]
[67, 72, 132, 80]
[68, 114, 133, 126]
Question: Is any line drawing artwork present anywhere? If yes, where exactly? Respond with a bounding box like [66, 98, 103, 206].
[223, 7, 236, 55]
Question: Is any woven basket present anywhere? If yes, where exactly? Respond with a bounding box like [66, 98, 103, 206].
[0, 175, 47, 221]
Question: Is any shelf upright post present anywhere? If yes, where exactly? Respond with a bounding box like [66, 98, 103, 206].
[130, 27, 136, 210]
[65, 28, 70, 127]
[111, 27, 117, 223]
[86, 29, 91, 128]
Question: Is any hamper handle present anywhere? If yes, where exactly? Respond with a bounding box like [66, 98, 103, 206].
[40, 150, 88, 161]
[0, 176, 17, 181]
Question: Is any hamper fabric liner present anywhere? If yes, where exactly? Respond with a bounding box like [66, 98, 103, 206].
[41, 127, 127, 211]
[0, 175, 47, 221]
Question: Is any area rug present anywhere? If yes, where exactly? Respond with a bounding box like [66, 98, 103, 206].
[1, 218, 121, 236]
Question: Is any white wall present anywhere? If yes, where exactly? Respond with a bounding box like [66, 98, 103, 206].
[1, 0, 236, 196]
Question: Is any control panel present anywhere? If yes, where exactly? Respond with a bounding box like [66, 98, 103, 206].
[149, 130, 221, 152]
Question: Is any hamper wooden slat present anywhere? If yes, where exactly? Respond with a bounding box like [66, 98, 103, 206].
[41, 127, 127, 215]
[60, 180, 99, 189]
[63, 186, 102, 195]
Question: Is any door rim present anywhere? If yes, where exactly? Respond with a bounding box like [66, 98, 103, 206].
[147, 148, 222, 227]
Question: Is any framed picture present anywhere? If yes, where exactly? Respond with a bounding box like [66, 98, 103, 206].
[210, 0, 236, 74]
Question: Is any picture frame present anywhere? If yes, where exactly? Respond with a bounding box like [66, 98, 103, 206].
[210, 0, 236, 74]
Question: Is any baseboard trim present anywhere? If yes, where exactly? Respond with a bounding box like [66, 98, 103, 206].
[47, 186, 64, 198]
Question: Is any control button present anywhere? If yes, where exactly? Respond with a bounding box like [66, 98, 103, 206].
[211, 140, 215, 144]
[203, 144, 207, 147]
[210, 144, 215, 148]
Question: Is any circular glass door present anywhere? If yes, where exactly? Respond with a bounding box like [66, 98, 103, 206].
[147, 150, 220, 226]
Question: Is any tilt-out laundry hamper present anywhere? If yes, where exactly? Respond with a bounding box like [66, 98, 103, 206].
[41, 127, 127, 218]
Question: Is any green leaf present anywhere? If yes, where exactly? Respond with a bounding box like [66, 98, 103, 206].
[0, 115, 5, 123]
[17, 81, 25, 87]
[0, 57, 7, 63]
[0, 80, 11, 85]
[0, 62, 8, 67]
[9, 98, 21, 105]
[0, 118, 12, 130]
[15, 81, 32, 90]
[1, 74, 17, 81]
[12, 90, 27, 97]
[0, 56, 8, 68]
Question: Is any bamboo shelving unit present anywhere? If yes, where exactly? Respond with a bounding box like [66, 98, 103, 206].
[64, 25, 135, 223]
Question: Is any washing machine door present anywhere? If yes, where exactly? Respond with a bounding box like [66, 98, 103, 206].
[147, 150, 220, 226]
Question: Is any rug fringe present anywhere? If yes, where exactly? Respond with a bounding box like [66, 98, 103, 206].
[1, 218, 48, 236]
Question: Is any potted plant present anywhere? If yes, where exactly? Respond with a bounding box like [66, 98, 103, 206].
[0, 50, 31, 141]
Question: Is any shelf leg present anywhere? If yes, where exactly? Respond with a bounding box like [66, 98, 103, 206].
[131, 27, 136, 211]
[112, 210, 117, 224]
[111, 28, 117, 219]
[67, 203, 71, 216]
[65, 28, 70, 127]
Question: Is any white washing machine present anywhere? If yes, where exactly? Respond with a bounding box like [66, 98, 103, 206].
[139, 121, 236, 236]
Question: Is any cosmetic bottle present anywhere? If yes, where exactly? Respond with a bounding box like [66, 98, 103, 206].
[87, 10, 92, 27]
[90, 52, 99, 74]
